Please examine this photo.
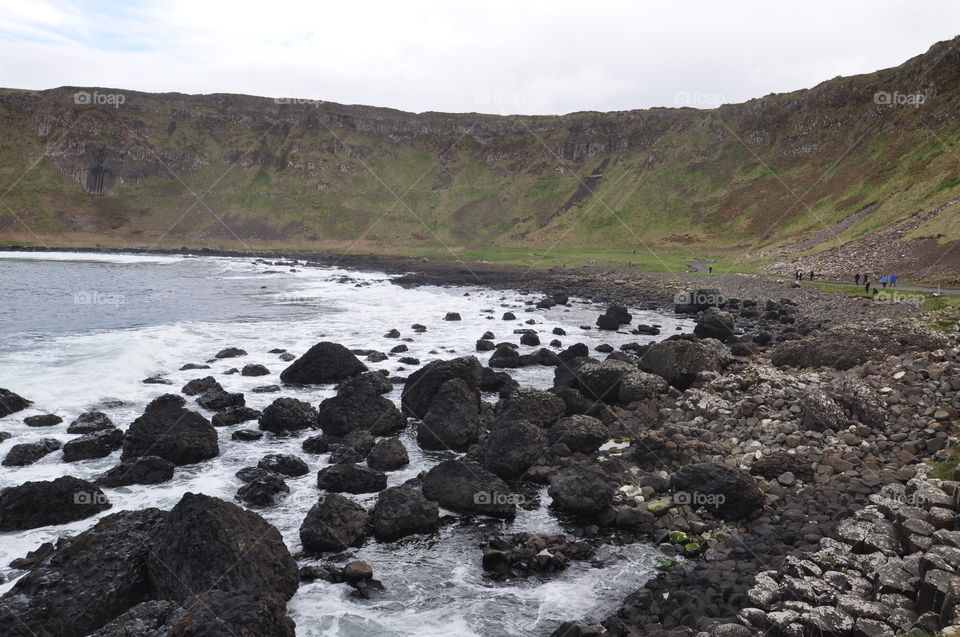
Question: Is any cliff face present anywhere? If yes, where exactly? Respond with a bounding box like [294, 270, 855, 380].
[0, 36, 958, 267]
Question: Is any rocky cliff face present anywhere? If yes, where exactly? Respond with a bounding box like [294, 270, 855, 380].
[0, 37, 958, 259]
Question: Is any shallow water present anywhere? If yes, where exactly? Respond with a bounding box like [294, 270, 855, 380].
[0, 251, 693, 636]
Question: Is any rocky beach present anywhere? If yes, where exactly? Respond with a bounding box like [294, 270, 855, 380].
[0, 252, 958, 636]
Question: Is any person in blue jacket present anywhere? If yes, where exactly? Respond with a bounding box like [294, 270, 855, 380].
[881, 275, 888, 289]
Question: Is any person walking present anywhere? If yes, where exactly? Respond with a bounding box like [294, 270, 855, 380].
[881, 275, 888, 289]
[855, 273, 860, 285]
[890, 273, 897, 287]
[864, 277, 871, 294]
[708, 266, 712, 274]
[809, 270, 815, 281]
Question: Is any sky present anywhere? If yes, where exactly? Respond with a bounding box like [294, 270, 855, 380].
[0, 0, 958, 115]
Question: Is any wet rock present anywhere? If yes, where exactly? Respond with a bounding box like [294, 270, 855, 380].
[477, 339, 496, 352]
[495, 387, 566, 428]
[252, 384, 281, 393]
[693, 307, 736, 340]
[371, 483, 440, 541]
[300, 493, 369, 552]
[521, 332, 541, 346]
[181, 375, 222, 396]
[367, 437, 410, 471]
[87, 600, 179, 637]
[0, 508, 166, 637]
[95, 456, 176, 487]
[279, 341, 367, 384]
[0, 476, 111, 531]
[318, 463, 387, 494]
[302, 434, 331, 454]
[236, 473, 290, 507]
[637, 337, 732, 390]
[547, 415, 609, 454]
[675, 288, 724, 313]
[259, 396, 318, 434]
[232, 428, 263, 441]
[179, 363, 210, 370]
[215, 347, 247, 359]
[67, 410, 114, 433]
[671, 463, 764, 520]
[484, 419, 546, 480]
[481, 367, 520, 396]
[444, 312, 462, 321]
[398, 356, 421, 365]
[212, 405, 261, 426]
[3, 438, 61, 466]
[24, 414, 62, 427]
[489, 343, 521, 368]
[418, 378, 483, 451]
[122, 394, 219, 465]
[258, 453, 309, 477]
[596, 305, 632, 330]
[548, 465, 614, 515]
[317, 380, 405, 437]
[0, 388, 31, 417]
[401, 355, 483, 418]
[241, 363, 270, 376]
[196, 387, 246, 411]
[422, 459, 517, 518]
[62, 427, 124, 462]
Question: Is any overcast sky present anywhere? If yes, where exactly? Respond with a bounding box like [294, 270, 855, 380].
[0, 0, 957, 115]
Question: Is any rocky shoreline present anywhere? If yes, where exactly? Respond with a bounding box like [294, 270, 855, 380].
[0, 254, 957, 636]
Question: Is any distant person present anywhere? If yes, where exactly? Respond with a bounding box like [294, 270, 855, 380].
[809, 270, 815, 281]
[864, 279, 871, 294]
[890, 273, 897, 287]
[708, 266, 713, 274]
[855, 273, 860, 285]
[881, 275, 888, 289]
[872, 288, 879, 298]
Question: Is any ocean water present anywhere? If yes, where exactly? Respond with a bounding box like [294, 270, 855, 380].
[0, 251, 693, 636]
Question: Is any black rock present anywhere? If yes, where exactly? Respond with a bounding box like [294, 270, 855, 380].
[521, 332, 541, 346]
[444, 312, 462, 321]
[252, 384, 281, 393]
[258, 453, 309, 477]
[317, 463, 387, 494]
[317, 382, 405, 437]
[196, 388, 245, 411]
[2, 438, 61, 466]
[95, 456, 176, 487]
[215, 347, 247, 359]
[548, 465, 614, 515]
[547, 415, 609, 454]
[67, 410, 114, 434]
[242, 363, 270, 377]
[259, 397, 318, 434]
[24, 414, 62, 427]
[63, 427, 124, 462]
[0, 388, 31, 417]
[302, 434, 331, 454]
[122, 394, 219, 465]
[300, 493, 369, 552]
[0, 476, 111, 531]
[179, 363, 210, 370]
[212, 405, 261, 426]
[503, 312, 516, 320]
[422, 459, 516, 518]
[693, 307, 736, 340]
[401, 355, 483, 419]
[279, 341, 367, 385]
[390, 343, 408, 353]
[232, 428, 263, 441]
[417, 378, 483, 451]
[671, 463, 764, 520]
[236, 473, 290, 507]
[495, 387, 566, 428]
[483, 419, 546, 480]
[637, 338, 732, 390]
[371, 484, 439, 541]
[398, 356, 421, 365]
[366, 436, 410, 471]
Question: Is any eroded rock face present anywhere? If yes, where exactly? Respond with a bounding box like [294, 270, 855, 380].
[367, 437, 410, 471]
[0, 476, 111, 531]
[67, 410, 114, 433]
[280, 341, 367, 384]
[122, 394, 218, 465]
[147, 492, 299, 605]
[401, 356, 483, 418]
[0, 509, 167, 637]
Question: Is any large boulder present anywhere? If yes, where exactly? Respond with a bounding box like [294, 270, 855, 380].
[494, 387, 566, 428]
[596, 305, 632, 331]
[259, 397, 318, 434]
[837, 378, 887, 430]
[0, 388, 31, 417]
[483, 420, 546, 480]
[67, 411, 115, 434]
[212, 405, 261, 427]
[63, 428, 124, 462]
[317, 463, 387, 494]
[236, 473, 289, 507]
[548, 465, 614, 515]
[557, 358, 652, 403]
[258, 453, 309, 477]
[196, 388, 245, 411]
[24, 414, 62, 427]
[299, 493, 369, 552]
[618, 370, 669, 404]
[422, 459, 516, 518]
[122, 394, 218, 465]
[367, 437, 410, 471]
[800, 390, 851, 432]
[181, 376, 222, 396]
[401, 356, 483, 418]
[546, 415, 609, 454]
[371, 483, 440, 541]
[147, 493, 299, 605]
[0, 476, 111, 531]
[671, 463, 764, 520]
[417, 378, 484, 451]
[279, 341, 367, 384]
[674, 288, 724, 313]
[317, 382, 405, 437]
[0, 509, 167, 637]
[489, 343, 521, 368]
[3, 438, 61, 466]
[637, 338, 732, 390]
[693, 307, 736, 340]
[95, 456, 176, 487]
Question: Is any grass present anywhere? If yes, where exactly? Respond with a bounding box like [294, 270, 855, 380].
[929, 446, 960, 480]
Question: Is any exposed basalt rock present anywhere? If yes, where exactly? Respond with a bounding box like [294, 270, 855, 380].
[259, 396, 318, 434]
[547, 464, 614, 515]
[401, 355, 483, 418]
[800, 389, 851, 432]
[122, 394, 218, 465]
[418, 377, 484, 451]
[300, 493, 369, 552]
[637, 336, 732, 390]
[280, 341, 367, 384]
[0, 388, 31, 416]
[546, 415, 609, 454]
[693, 306, 736, 340]
[67, 410, 114, 433]
[236, 472, 289, 507]
[212, 405, 261, 426]
[422, 459, 517, 518]
[317, 376, 405, 437]
[181, 375, 222, 396]
[62, 427, 123, 462]
[95, 456, 176, 487]
[258, 453, 309, 477]
[483, 419, 546, 480]
[671, 463, 765, 520]
[494, 387, 566, 428]
[317, 463, 387, 494]
[367, 436, 410, 471]
[371, 483, 439, 541]
[24, 413, 62, 427]
[482, 532, 594, 580]
[3, 437, 61, 466]
[0, 476, 111, 531]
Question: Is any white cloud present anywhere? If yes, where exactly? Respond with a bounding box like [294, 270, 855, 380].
[0, 0, 957, 114]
